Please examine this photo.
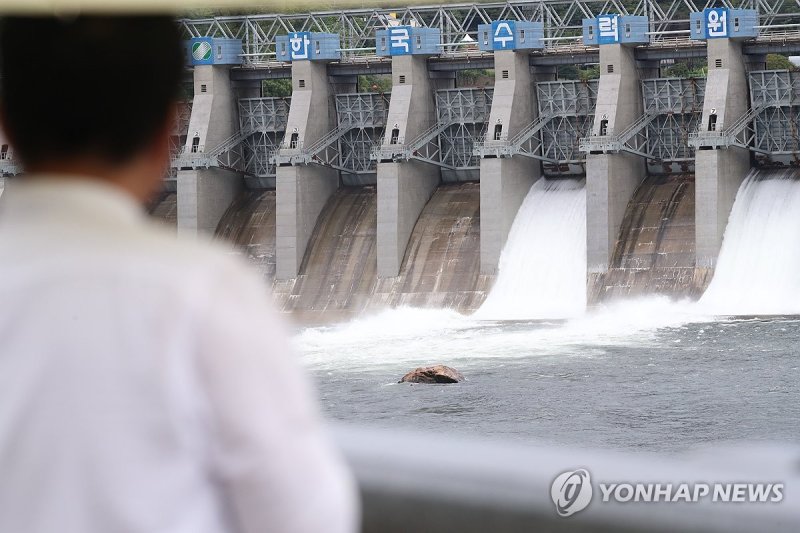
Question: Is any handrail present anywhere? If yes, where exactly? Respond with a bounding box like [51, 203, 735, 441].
[688, 104, 767, 149]
[616, 112, 658, 145]
[300, 124, 352, 157]
[334, 424, 800, 533]
[579, 112, 657, 155]
[473, 113, 554, 160]
[508, 112, 554, 146]
[405, 120, 454, 152]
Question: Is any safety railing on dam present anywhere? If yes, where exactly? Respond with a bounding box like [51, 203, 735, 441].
[273, 92, 389, 184]
[580, 77, 705, 173]
[685, 69, 800, 165]
[179, 0, 800, 67]
[335, 425, 800, 533]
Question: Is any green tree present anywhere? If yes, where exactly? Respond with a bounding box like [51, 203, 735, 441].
[766, 53, 795, 71]
[262, 79, 292, 97]
[557, 65, 600, 81]
[358, 74, 392, 93]
[662, 60, 707, 78]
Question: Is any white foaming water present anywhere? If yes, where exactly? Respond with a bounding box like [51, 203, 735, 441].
[475, 178, 587, 320]
[296, 297, 706, 371]
[699, 170, 800, 315]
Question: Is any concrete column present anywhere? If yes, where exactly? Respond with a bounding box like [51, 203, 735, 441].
[377, 55, 440, 277]
[178, 65, 242, 237]
[479, 50, 539, 274]
[586, 44, 647, 276]
[695, 38, 751, 271]
[276, 61, 339, 279]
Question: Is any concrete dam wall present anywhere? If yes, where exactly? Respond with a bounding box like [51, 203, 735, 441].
[194, 183, 488, 323]
[372, 182, 491, 313]
[589, 174, 703, 303]
[271, 187, 377, 323]
[215, 190, 277, 281]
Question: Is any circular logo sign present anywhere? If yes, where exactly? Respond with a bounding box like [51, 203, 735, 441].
[551, 469, 593, 517]
[192, 41, 213, 62]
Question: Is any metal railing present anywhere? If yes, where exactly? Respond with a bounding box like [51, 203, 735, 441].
[273, 124, 354, 167]
[688, 104, 766, 150]
[473, 113, 554, 159]
[180, 0, 800, 68]
[371, 121, 453, 163]
[334, 424, 800, 533]
[580, 112, 658, 156]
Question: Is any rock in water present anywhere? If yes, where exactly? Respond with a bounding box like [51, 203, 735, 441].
[399, 365, 464, 384]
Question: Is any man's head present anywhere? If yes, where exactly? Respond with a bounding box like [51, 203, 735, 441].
[0, 16, 184, 201]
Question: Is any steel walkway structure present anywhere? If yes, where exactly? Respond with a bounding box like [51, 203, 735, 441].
[180, 0, 800, 69]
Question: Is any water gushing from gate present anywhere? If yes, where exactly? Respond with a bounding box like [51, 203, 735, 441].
[476, 178, 587, 320]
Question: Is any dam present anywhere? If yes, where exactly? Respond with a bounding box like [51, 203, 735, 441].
[151, 6, 800, 321]
[7, 3, 800, 322]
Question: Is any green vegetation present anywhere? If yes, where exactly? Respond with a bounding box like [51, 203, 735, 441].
[766, 53, 795, 70]
[557, 65, 600, 81]
[262, 79, 292, 97]
[456, 69, 494, 88]
[662, 60, 707, 78]
[358, 74, 392, 93]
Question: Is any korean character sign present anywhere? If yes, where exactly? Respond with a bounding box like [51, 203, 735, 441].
[289, 32, 312, 60]
[704, 8, 729, 39]
[491, 21, 516, 50]
[388, 27, 412, 55]
[597, 15, 620, 44]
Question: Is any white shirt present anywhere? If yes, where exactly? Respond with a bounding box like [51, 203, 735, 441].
[0, 177, 358, 533]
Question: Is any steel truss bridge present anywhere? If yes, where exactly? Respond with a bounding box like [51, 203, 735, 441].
[180, 0, 800, 69]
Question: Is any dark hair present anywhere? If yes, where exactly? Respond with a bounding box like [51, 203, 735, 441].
[0, 16, 184, 166]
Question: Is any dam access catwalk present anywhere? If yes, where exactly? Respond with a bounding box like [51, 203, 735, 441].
[109, 6, 800, 318]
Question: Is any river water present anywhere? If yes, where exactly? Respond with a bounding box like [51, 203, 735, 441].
[295, 172, 800, 454]
[297, 304, 799, 453]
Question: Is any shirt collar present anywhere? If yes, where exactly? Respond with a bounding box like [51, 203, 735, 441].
[0, 175, 146, 228]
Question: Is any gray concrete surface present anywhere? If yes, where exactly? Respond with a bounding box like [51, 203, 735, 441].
[177, 65, 243, 238]
[695, 38, 752, 271]
[377, 55, 440, 277]
[276, 60, 340, 279]
[479, 51, 540, 275]
[586, 44, 647, 276]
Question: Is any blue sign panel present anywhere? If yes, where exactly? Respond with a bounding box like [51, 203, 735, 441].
[189, 38, 214, 65]
[597, 14, 620, 44]
[704, 8, 729, 39]
[288, 32, 312, 60]
[387, 26, 412, 55]
[491, 20, 516, 50]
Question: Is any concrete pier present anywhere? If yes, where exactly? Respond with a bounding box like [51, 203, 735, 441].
[276, 60, 339, 279]
[586, 44, 647, 278]
[177, 65, 242, 237]
[377, 55, 440, 277]
[479, 51, 540, 274]
[695, 38, 751, 272]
